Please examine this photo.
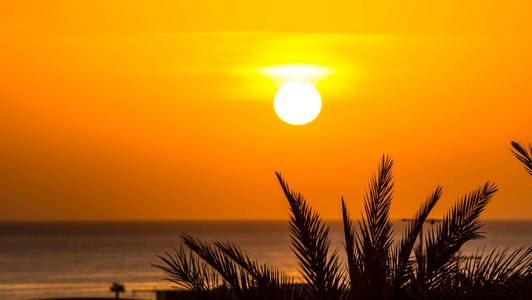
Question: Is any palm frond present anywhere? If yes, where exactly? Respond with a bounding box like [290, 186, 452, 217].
[215, 241, 296, 299]
[341, 198, 366, 299]
[276, 172, 345, 300]
[360, 155, 394, 250]
[181, 233, 254, 299]
[393, 186, 443, 290]
[511, 141, 532, 176]
[152, 245, 219, 293]
[421, 182, 498, 288]
[355, 155, 395, 299]
[462, 247, 532, 287]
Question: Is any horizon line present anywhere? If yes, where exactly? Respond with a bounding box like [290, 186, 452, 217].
[1, 218, 532, 223]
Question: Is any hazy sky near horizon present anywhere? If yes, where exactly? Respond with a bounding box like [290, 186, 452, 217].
[1, 1, 531, 221]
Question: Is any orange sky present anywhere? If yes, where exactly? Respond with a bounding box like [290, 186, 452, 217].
[1, 1, 531, 221]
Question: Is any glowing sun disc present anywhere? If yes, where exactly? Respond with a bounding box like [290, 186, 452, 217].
[274, 81, 321, 125]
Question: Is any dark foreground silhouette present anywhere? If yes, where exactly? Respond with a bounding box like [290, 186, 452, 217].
[511, 141, 532, 176]
[154, 149, 532, 300]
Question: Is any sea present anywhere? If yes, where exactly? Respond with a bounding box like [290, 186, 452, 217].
[0, 220, 530, 300]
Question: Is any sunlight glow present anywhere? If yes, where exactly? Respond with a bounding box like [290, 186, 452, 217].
[257, 64, 334, 81]
[274, 81, 321, 125]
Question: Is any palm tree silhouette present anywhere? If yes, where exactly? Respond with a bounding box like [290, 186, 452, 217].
[110, 282, 125, 299]
[154, 155, 531, 300]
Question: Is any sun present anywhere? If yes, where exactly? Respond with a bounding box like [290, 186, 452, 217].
[274, 81, 322, 125]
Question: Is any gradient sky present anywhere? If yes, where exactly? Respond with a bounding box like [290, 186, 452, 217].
[1, 1, 531, 220]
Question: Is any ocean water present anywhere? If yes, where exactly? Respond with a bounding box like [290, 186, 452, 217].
[0, 220, 530, 300]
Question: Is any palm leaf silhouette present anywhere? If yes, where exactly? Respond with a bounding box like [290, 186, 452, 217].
[152, 245, 219, 294]
[341, 197, 363, 299]
[182, 233, 254, 299]
[356, 155, 394, 300]
[276, 171, 345, 300]
[215, 241, 296, 299]
[419, 182, 498, 289]
[462, 247, 532, 287]
[511, 141, 532, 176]
[392, 186, 442, 293]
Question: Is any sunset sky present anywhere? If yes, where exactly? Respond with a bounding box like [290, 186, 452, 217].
[1, 0, 531, 221]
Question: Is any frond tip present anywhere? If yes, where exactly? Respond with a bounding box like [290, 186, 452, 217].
[511, 141, 532, 176]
